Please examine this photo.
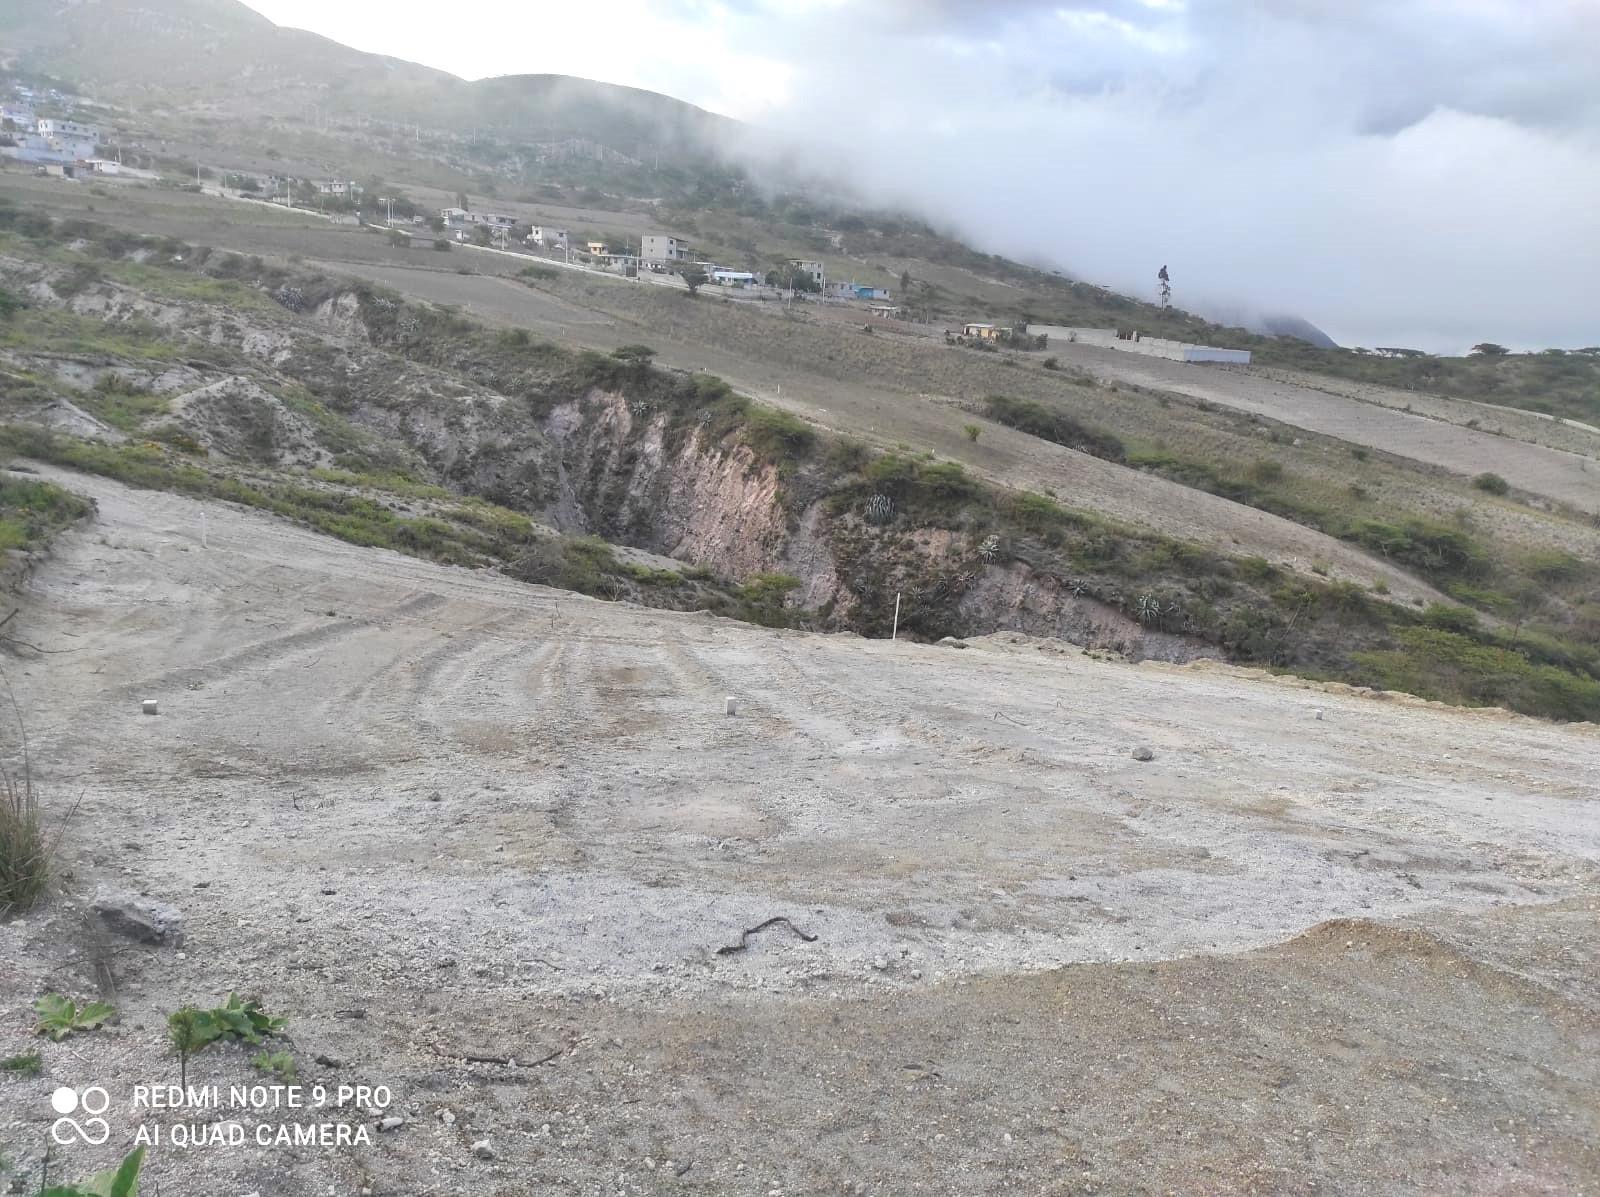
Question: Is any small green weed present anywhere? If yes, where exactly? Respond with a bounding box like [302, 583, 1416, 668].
[40, 1145, 145, 1197]
[250, 1050, 298, 1081]
[34, 994, 115, 1041]
[0, 1051, 42, 1076]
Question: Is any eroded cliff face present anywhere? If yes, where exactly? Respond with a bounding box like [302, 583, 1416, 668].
[541, 390, 840, 592]
[1, 265, 1211, 657]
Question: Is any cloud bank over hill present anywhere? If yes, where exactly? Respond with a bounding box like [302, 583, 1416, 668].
[244, 0, 1600, 352]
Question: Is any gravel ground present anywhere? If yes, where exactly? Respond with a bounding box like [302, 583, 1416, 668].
[1, 468, 1596, 1196]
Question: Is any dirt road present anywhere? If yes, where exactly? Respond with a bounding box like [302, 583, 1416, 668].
[3, 468, 1596, 1194]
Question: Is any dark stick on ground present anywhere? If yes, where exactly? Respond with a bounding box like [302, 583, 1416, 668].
[716, 917, 819, 955]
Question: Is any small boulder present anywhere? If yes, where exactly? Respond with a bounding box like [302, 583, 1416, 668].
[377, 1116, 405, 1133]
[472, 1139, 495, 1161]
[1130, 746, 1155, 762]
[93, 891, 184, 946]
[937, 637, 968, 649]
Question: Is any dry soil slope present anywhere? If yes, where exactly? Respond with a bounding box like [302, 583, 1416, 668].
[311, 255, 1457, 606]
[1052, 342, 1600, 514]
[0, 175, 1480, 604]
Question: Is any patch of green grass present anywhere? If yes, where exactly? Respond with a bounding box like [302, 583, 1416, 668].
[80, 376, 171, 433]
[0, 474, 93, 555]
[251, 1050, 298, 1081]
[0, 1051, 42, 1076]
[981, 394, 1125, 462]
[0, 426, 512, 567]
[0, 304, 184, 362]
[737, 572, 802, 627]
[310, 467, 450, 500]
[739, 405, 815, 468]
[1353, 628, 1600, 721]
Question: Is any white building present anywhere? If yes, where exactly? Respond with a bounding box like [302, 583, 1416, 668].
[34, 117, 97, 158]
[711, 270, 759, 287]
[37, 117, 98, 142]
[440, 207, 472, 227]
[1026, 324, 1251, 365]
[526, 225, 569, 251]
[787, 258, 826, 290]
[641, 233, 691, 264]
[314, 180, 360, 197]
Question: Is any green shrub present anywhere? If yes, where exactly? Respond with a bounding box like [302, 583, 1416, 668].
[0, 476, 93, 556]
[1353, 629, 1600, 721]
[1526, 549, 1587, 584]
[981, 394, 1125, 462]
[740, 405, 814, 468]
[1472, 472, 1509, 495]
[1347, 517, 1488, 580]
[1422, 603, 1480, 634]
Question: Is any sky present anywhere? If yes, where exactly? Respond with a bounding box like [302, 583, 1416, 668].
[236, 0, 1600, 352]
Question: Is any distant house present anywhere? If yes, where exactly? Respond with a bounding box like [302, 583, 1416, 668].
[527, 226, 570, 251]
[33, 117, 97, 159]
[641, 233, 691, 264]
[440, 207, 472, 227]
[868, 304, 902, 319]
[831, 281, 890, 301]
[315, 180, 360, 198]
[0, 104, 34, 129]
[37, 117, 97, 143]
[82, 158, 121, 175]
[712, 269, 758, 287]
[963, 322, 1001, 341]
[483, 212, 516, 229]
[787, 258, 825, 290]
[585, 240, 609, 257]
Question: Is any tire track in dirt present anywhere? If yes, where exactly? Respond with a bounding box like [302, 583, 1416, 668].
[113, 591, 447, 698]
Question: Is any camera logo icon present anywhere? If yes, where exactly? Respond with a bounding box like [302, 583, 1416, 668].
[50, 1086, 112, 1145]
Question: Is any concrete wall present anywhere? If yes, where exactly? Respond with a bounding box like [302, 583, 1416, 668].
[1027, 325, 1250, 365]
[1183, 346, 1252, 364]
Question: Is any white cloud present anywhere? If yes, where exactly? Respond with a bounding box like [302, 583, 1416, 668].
[239, 0, 1600, 350]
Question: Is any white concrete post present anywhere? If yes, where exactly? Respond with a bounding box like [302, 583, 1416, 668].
[891, 591, 901, 641]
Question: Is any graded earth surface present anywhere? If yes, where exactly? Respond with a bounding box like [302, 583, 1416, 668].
[1, 467, 1596, 1195]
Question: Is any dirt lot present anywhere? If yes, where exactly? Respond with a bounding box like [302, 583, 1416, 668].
[1, 467, 1596, 1195]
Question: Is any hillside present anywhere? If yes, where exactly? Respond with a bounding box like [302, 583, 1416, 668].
[1, 0, 1349, 350]
[1, 194, 1597, 721]
[1, 10, 1598, 1196]
[1, 0, 732, 155]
